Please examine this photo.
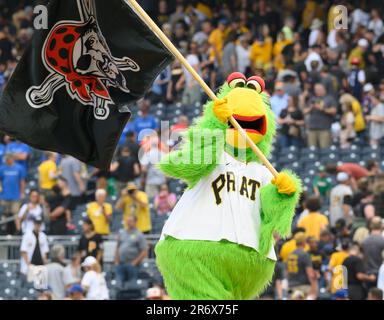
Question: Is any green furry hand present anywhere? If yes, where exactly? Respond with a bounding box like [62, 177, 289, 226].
[213, 98, 232, 123]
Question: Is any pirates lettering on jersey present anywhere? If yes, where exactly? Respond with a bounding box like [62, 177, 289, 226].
[211, 172, 261, 205]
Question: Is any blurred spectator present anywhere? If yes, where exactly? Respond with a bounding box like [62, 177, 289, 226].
[348, 38, 369, 69]
[312, 166, 332, 201]
[270, 81, 288, 118]
[297, 196, 329, 240]
[235, 35, 251, 75]
[366, 94, 384, 147]
[46, 177, 74, 235]
[347, 57, 365, 101]
[368, 9, 383, 42]
[304, 83, 337, 149]
[86, 189, 113, 236]
[329, 172, 353, 227]
[250, 24, 273, 71]
[0, 153, 26, 234]
[154, 183, 177, 216]
[68, 284, 85, 300]
[287, 232, 318, 299]
[110, 146, 140, 194]
[339, 100, 356, 149]
[132, 99, 159, 141]
[277, 95, 304, 148]
[63, 252, 82, 289]
[361, 217, 384, 278]
[81, 256, 109, 300]
[46, 244, 66, 300]
[181, 42, 203, 105]
[16, 189, 44, 234]
[38, 152, 58, 198]
[338, 94, 366, 135]
[221, 31, 238, 78]
[20, 217, 49, 282]
[114, 215, 148, 288]
[342, 243, 376, 300]
[279, 227, 308, 262]
[140, 141, 166, 200]
[60, 155, 86, 210]
[367, 287, 383, 300]
[78, 218, 103, 264]
[116, 183, 151, 234]
[5, 139, 30, 172]
[328, 239, 350, 294]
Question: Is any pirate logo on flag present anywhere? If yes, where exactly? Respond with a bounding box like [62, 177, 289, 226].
[26, 0, 140, 120]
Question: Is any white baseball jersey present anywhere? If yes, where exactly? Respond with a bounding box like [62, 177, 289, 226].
[161, 152, 277, 261]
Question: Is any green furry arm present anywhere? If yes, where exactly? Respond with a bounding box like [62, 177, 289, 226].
[159, 102, 228, 188]
[258, 170, 302, 256]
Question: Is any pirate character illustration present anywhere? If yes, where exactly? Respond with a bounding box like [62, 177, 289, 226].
[26, 0, 140, 120]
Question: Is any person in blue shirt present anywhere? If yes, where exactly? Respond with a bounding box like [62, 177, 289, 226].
[118, 121, 135, 147]
[0, 143, 5, 164]
[5, 138, 31, 172]
[0, 153, 27, 234]
[132, 98, 159, 142]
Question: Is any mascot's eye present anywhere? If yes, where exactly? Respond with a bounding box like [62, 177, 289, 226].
[246, 76, 265, 93]
[227, 72, 246, 89]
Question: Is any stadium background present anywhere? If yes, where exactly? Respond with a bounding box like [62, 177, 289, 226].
[0, 0, 384, 300]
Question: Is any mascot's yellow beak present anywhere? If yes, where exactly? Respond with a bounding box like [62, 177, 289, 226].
[225, 87, 267, 149]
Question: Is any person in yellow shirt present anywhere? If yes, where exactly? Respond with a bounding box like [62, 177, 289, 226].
[348, 38, 369, 69]
[38, 152, 58, 197]
[208, 19, 228, 66]
[116, 183, 152, 233]
[328, 240, 350, 293]
[279, 227, 309, 262]
[297, 197, 329, 240]
[250, 24, 273, 70]
[339, 93, 366, 133]
[273, 32, 293, 71]
[86, 189, 113, 235]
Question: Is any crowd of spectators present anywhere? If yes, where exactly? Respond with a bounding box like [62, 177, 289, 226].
[0, 0, 384, 300]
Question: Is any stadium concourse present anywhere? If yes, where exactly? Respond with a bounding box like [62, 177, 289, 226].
[0, 0, 384, 300]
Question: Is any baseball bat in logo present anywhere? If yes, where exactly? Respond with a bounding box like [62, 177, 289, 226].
[26, 0, 141, 120]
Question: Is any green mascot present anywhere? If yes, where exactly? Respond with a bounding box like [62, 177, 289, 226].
[155, 72, 302, 300]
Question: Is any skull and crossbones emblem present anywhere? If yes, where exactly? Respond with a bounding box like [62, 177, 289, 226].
[26, 0, 140, 120]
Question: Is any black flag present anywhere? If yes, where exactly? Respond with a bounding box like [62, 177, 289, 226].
[0, 0, 173, 169]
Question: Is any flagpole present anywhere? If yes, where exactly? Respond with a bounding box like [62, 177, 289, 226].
[127, 0, 278, 177]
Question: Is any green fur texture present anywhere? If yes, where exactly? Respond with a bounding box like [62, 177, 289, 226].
[155, 236, 275, 300]
[259, 170, 303, 256]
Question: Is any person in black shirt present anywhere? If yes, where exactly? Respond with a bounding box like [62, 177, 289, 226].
[342, 243, 376, 300]
[278, 96, 305, 148]
[110, 146, 140, 195]
[46, 177, 73, 235]
[78, 218, 103, 264]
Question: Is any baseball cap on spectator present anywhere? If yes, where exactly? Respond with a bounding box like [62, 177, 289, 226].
[358, 38, 369, 47]
[363, 83, 374, 93]
[69, 284, 84, 294]
[336, 172, 349, 182]
[81, 256, 97, 267]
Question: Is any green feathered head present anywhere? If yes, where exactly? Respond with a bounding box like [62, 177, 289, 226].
[202, 72, 276, 163]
